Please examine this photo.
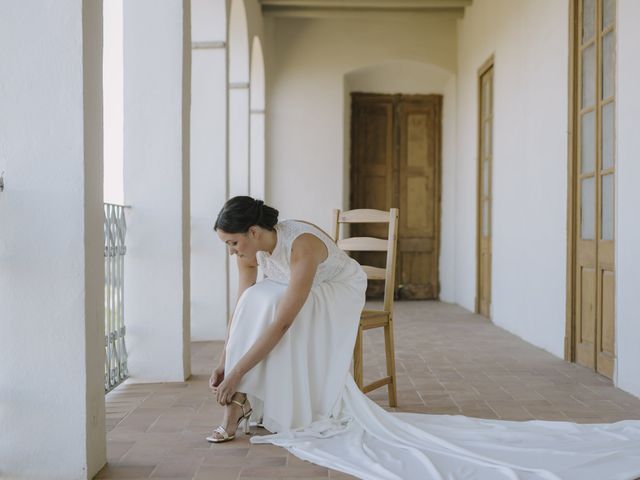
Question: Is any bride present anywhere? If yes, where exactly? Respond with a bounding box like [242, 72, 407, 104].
[208, 196, 640, 480]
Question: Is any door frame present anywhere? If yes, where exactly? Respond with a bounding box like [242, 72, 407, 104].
[565, 0, 578, 362]
[565, 0, 617, 370]
[475, 55, 494, 315]
[349, 92, 443, 299]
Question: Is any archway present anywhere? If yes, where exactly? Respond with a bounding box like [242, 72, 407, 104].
[228, 0, 250, 197]
[250, 36, 265, 199]
[190, 0, 228, 341]
[344, 61, 457, 302]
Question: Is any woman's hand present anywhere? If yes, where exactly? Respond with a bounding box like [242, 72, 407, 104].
[209, 364, 225, 390]
[215, 370, 241, 405]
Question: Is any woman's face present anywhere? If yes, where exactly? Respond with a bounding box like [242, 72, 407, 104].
[216, 227, 258, 258]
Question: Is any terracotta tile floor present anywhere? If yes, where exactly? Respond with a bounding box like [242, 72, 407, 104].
[98, 301, 640, 479]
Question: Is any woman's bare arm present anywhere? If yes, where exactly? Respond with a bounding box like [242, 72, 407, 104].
[215, 234, 327, 403]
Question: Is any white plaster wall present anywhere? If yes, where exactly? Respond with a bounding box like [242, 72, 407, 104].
[0, 1, 105, 478]
[123, 0, 191, 381]
[344, 61, 457, 302]
[456, 0, 568, 357]
[190, 0, 228, 340]
[250, 112, 266, 198]
[615, 0, 640, 398]
[192, 0, 226, 40]
[265, 14, 457, 237]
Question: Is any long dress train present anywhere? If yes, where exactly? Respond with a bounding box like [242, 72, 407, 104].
[224, 220, 640, 480]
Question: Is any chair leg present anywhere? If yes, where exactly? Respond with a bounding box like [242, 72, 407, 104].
[353, 325, 364, 390]
[384, 319, 398, 407]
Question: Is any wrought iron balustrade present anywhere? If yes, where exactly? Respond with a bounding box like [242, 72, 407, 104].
[104, 203, 129, 393]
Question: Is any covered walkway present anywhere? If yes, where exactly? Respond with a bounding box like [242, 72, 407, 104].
[99, 301, 640, 479]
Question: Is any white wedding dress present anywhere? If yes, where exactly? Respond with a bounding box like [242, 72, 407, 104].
[225, 220, 640, 480]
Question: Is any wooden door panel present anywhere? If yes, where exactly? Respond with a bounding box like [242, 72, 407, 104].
[480, 236, 491, 316]
[365, 177, 389, 211]
[597, 239, 615, 377]
[579, 267, 596, 340]
[597, 268, 615, 377]
[397, 96, 441, 299]
[406, 177, 430, 232]
[400, 252, 438, 299]
[351, 95, 394, 297]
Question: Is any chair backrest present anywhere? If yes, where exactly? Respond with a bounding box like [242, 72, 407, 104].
[331, 208, 399, 313]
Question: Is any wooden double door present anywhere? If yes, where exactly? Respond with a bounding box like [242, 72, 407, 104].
[350, 93, 442, 300]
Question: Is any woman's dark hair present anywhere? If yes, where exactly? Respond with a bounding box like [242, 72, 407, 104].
[214, 196, 279, 233]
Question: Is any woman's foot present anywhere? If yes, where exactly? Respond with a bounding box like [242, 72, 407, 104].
[206, 393, 252, 443]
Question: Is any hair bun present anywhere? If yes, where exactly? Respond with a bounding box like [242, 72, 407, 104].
[254, 199, 264, 223]
[214, 196, 278, 233]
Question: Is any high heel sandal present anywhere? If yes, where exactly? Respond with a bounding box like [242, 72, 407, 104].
[206, 394, 253, 443]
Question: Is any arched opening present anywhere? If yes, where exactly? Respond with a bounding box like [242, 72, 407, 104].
[344, 61, 457, 303]
[250, 36, 265, 199]
[228, 0, 250, 197]
[190, 0, 228, 341]
[227, 0, 251, 316]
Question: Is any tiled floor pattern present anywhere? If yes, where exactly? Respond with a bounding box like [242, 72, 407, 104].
[98, 301, 640, 479]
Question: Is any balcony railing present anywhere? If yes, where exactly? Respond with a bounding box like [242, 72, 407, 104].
[104, 203, 129, 393]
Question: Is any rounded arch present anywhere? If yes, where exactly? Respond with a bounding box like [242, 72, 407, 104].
[344, 60, 453, 94]
[250, 36, 265, 199]
[190, 0, 229, 341]
[228, 0, 249, 83]
[250, 36, 265, 111]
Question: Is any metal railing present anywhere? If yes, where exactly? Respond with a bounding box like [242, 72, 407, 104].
[104, 203, 129, 393]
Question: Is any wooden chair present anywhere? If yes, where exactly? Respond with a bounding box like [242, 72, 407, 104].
[332, 208, 399, 407]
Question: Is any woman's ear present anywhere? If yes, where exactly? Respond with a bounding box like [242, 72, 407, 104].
[248, 226, 258, 239]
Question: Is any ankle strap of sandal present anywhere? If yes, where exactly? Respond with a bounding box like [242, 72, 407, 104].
[231, 396, 248, 416]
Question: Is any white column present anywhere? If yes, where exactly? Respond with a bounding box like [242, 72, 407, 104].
[123, 0, 192, 381]
[616, 0, 640, 398]
[190, 0, 229, 341]
[0, 1, 105, 478]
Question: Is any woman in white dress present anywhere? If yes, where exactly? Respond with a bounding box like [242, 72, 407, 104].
[208, 195, 367, 441]
[209, 196, 640, 480]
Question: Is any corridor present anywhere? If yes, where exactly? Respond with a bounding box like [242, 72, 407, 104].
[98, 301, 640, 479]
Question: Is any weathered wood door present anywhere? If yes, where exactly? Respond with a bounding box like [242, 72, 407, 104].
[572, 0, 616, 378]
[350, 93, 442, 300]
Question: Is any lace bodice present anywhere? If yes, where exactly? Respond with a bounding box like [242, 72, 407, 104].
[256, 220, 351, 285]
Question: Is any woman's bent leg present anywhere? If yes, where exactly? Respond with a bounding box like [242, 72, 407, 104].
[223, 279, 287, 429]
